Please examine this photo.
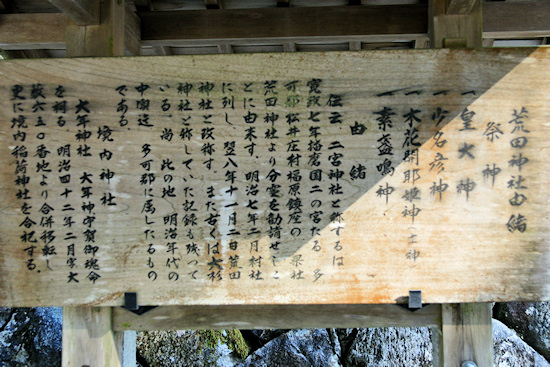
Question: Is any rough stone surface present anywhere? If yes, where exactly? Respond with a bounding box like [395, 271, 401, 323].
[494, 301, 550, 362]
[0, 307, 62, 367]
[249, 329, 289, 346]
[137, 330, 244, 367]
[335, 328, 357, 360]
[493, 319, 550, 367]
[238, 329, 341, 367]
[343, 327, 433, 367]
[0, 306, 549, 367]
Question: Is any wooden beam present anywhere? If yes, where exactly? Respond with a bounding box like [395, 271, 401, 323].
[445, 0, 476, 15]
[441, 303, 493, 367]
[0, 13, 66, 50]
[483, 2, 550, 40]
[152, 45, 172, 55]
[2, 49, 50, 59]
[429, 0, 482, 48]
[0, 3, 548, 51]
[48, 0, 100, 26]
[62, 307, 122, 367]
[139, 5, 428, 47]
[66, 0, 125, 57]
[113, 304, 442, 331]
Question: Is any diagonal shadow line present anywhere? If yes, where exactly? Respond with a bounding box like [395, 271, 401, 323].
[0, 47, 545, 306]
[95, 47, 543, 304]
[255, 48, 543, 265]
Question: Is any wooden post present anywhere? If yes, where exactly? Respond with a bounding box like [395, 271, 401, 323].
[431, 325, 443, 367]
[62, 2, 136, 364]
[429, 2, 491, 365]
[429, 0, 482, 48]
[441, 304, 493, 367]
[65, 0, 126, 57]
[62, 307, 123, 367]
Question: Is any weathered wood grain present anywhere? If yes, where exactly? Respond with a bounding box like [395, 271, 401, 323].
[483, 2, 550, 40]
[0, 48, 548, 307]
[0, 13, 66, 50]
[62, 307, 123, 367]
[445, 0, 476, 15]
[112, 303, 441, 331]
[48, 0, 100, 26]
[139, 5, 428, 47]
[430, 0, 482, 48]
[441, 303, 493, 367]
[65, 0, 125, 57]
[1, 4, 549, 51]
[124, 4, 142, 56]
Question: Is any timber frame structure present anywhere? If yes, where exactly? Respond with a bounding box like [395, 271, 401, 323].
[0, 1, 549, 366]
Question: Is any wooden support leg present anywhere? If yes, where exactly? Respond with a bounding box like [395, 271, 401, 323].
[65, 0, 126, 57]
[441, 303, 493, 367]
[429, 0, 482, 49]
[431, 324, 443, 367]
[62, 306, 135, 367]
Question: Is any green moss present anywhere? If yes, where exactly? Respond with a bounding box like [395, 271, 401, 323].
[122, 323, 131, 328]
[197, 329, 249, 360]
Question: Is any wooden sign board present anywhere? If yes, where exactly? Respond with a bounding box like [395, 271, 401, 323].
[0, 48, 548, 307]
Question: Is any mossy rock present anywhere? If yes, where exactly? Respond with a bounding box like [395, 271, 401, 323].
[198, 329, 249, 360]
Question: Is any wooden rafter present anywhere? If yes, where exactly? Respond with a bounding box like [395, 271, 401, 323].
[48, 0, 100, 25]
[483, 2, 550, 40]
[0, 3, 548, 51]
[0, 13, 66, 50]
[139, 5, 427, 46]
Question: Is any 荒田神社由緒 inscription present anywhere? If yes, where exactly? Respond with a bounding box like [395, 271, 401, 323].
[0, 48, 548, 307]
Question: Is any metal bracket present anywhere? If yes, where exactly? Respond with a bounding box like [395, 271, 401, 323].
[408, 290, 422, 309]
[124, 292, 138, 311]
[123, 292, 158, 315]
[397, 290, 425, 312]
